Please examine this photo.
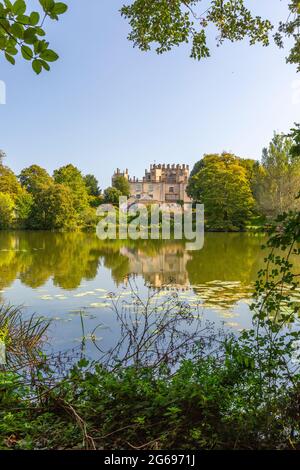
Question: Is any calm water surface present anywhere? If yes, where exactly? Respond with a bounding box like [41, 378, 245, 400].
[0, 231, 282, 358]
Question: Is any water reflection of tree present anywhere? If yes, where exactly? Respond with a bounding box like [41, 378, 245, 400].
[186, 233, 266, 285]
[0, 232, 131, 291]
[2, 232, 298, 312]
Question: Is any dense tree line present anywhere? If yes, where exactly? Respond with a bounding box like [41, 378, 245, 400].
[1, 130, 299, 232]
[0, 153, 102, 230]
[187, 131, 300, 231]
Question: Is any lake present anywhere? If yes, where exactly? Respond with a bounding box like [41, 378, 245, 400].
[0, 230, 286, 359]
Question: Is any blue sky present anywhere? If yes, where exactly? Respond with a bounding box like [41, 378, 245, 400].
[0, 0, 299, 188]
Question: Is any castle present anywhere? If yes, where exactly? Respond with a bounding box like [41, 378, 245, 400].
[112, 164, 191, 204]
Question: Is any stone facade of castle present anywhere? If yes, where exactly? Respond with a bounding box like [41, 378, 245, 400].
[112, 164, 191, 204]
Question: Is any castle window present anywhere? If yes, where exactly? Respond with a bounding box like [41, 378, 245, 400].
[169, 187, 174, 193]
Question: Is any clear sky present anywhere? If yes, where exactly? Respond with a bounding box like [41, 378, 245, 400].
[0, 0, 299, 188]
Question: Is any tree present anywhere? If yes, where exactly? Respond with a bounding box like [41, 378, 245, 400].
[53, 164, 90, 215]
[112, 175, 131, 197]
[2, 2, 299, 75]
[0, 192, 14, 228]
[15, 191, 33, 227]
[186, 159, 205, 201]
[103, 187, 123, 205]
[0, 0, 67, 74]
[19, 164, 53, 194]
[0, 164, 22, 199]
[121, 1, 300, 71]
[289, 123, 300, 158]
[255, 133, 300, 218]
[0, 150, 5, 165]
[84, 174, 101, 197]
[187, 153, 255, 230]
[27, 183, 77, 230]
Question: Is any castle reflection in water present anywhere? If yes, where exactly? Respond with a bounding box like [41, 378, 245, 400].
[1, 231, 290, 310]
[120, 245, 192, 290]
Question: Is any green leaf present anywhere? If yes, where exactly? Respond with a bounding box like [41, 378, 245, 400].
[34, 40, 48, 54]
[32, 59, 42, 74]
[0, 36, 7, 49]
[16, 14, 30, 24]
[6, 44, 18, 55]
[53, 2, 68, 15]
[21, 45, 33, 60]
[12, 0, 26, 15]
[30, 12, 40, 26]
[40, 49, 58, 62]
[39, 0, 55, 12]
[39, 59, 50, 71]
[5, 52, 15, 65]
[23, 27, 37, 44]
[35, 27, 46, 37]
[10, 22, 24, 39]
[4, 0, 13, 12]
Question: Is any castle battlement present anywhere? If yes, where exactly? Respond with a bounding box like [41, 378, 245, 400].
[112, 164, 191, 204]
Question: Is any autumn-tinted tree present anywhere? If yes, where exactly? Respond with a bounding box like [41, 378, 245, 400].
[188, 153, 255, 230]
